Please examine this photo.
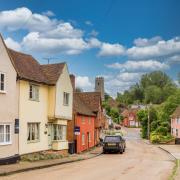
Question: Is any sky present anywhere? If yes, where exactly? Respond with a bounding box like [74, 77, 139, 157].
[0, 0, 180, 97]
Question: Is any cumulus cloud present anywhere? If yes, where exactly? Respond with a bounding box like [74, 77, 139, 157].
[5, 37, 21, 51]
[0, 7, 57, 32]
[107, 60, 169, 72]
[22, 32, 88, 55]
[42, 10, 55, 17]
[127, 37, 180, 59]
[76, 76, 93, 90]
[89, 30, 99, 37]
[117, 72, 142, 82]
[85, 21, 93, 26]
[98, 42, 125, 56]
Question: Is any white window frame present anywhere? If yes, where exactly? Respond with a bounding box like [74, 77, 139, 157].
[82, 132, 85, 145]
[29, 84, 39, 101]
[0, 72, 6, 93]
[0, 124, 11, 145]
[63, 92, 70, 106]
[82, 116, 85, 124]
[27, 123, 40, 143]
[53, 124, 67, 141]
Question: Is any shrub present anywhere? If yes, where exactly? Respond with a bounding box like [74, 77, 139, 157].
[156, 126, 168, 136]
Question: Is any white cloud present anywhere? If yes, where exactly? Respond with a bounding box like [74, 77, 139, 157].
[42, 10, 55, 17]
[85, 21, 93, 26]
[76, 76, 93, 89]
[128, 37, 180, 59]
[5, 37, 21, 51]
[133, 36, 162, 47]
[167, 55, 180, 64]
[98, 42, 125, 56]
[89, 30, 99, 37]
[87, 38, 102, 48]
[117, 72, 142, 82]
[107, 60, 169, 72]
[22, 32, 88, 55]
[0, 7, 57, 32]
[42, 22, 83, 39]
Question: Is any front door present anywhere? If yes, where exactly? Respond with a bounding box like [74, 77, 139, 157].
[48, 124, 52, 149]
[87, 132, 90, 150]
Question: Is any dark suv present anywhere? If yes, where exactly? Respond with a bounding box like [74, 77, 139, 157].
[103, 135, 126, 154]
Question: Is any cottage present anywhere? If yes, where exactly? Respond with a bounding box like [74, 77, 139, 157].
[0, 33, 73, 158]
[0, 34, 19, 163]
[73, 93, 96, 153]
[171, 106, 180, 138]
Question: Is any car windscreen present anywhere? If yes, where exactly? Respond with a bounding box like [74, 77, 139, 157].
[104, 136, 120, 142]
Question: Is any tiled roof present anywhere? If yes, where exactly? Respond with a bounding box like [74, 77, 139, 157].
[75, 92, 101, 112]
[41, 63, 65, 84]
[74, 93, 96, 116]
[171, 106, 180, 118]
[8, 48, 65, 85]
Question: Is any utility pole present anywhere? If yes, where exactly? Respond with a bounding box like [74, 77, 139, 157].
[147, 102, 152, 140]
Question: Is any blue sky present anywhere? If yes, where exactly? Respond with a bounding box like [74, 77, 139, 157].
[0, 0, 180, 96]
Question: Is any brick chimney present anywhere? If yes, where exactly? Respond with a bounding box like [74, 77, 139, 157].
[70, 74, 75, 91]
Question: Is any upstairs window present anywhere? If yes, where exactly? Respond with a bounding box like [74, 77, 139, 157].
[0, 72, 5, 92]
[29, 84, 39, 101]
[63, 92, 69, 106]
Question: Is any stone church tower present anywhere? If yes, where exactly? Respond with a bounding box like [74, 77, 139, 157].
[95, 77, 105, 101]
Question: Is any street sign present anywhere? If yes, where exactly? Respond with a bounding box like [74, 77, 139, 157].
[74, 126, 80, 135]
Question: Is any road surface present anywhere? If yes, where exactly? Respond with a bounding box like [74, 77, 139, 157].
[2, 128, 174, 180]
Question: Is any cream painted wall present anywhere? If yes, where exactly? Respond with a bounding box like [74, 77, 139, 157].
[55, 64, 73, 120]
[0, 36, 19, 158]
[19, 80, 49, 155]
[48, 86, 56, 119]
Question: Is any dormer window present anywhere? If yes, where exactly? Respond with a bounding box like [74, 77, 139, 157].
[29, 84, 39, 101]
[0, 72, 5, 93]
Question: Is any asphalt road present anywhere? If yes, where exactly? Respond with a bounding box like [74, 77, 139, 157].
[1, 128, 174, 180]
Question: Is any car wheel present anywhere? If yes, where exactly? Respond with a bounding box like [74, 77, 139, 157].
[119, 149, 123, 154]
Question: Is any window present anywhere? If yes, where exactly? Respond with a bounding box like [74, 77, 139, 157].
[82, 133, 85, 145]
[0, 124, 11, 145]
[53, 125, 66, 141]
[27, 123, 40, 142]
[29, 84, 39, 101]
[176, 129, 178, 137]
[0, 72, 5, 92]
[63, 92, 69, 106]
[82, 116, 85, 124]
[88, 132, 91, 142]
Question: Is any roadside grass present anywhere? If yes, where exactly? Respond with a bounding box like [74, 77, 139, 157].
[169, 159, 180, 180]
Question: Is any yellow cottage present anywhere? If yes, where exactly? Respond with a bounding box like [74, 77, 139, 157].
[8, 49, 73, 155]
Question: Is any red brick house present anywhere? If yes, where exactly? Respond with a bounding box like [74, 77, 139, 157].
[171, 106, 180, 138]
[121, 109, 140, 127]
[73, 93, 96, 153]
[76, 92, 103, 145]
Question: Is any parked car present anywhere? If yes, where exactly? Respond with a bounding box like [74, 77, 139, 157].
[103, 135, 126, 154]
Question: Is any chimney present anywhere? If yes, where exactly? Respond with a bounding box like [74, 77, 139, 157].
[70, 74, 75, 91]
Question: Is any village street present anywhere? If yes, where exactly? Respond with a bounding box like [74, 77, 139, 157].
[1, 128, 175, 180]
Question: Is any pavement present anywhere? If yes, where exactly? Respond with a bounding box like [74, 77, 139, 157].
[0, 128, 175, 180]
[0, 146, 102, 176]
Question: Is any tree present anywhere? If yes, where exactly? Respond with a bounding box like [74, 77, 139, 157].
[178, 72, 180, 84]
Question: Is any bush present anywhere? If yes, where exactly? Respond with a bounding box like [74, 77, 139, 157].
[156, 126, 168, 136]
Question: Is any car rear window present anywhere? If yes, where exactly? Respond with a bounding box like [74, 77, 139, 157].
[104, 136, 120, 142]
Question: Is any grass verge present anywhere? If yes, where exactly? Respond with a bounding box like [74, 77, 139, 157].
[169, 160, 180, 180]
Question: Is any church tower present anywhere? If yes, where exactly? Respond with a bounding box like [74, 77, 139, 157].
[95, 77, 105, 101]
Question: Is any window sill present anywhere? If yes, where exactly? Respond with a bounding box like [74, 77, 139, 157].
[29, 98, 39, 102]
[0, 90, 6, 94]
[27, 140, 40, 144]
[52, 140, 67, 142]
[63, 104, 69, 106]
[0, 142, 12, 146]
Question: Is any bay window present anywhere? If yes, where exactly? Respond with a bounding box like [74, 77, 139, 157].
[53, 125, 66, 141]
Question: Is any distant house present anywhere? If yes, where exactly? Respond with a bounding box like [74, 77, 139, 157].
[73, 93, 96, 153]
[171, 106, 180, 138]
[122, 109, 140, 127]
